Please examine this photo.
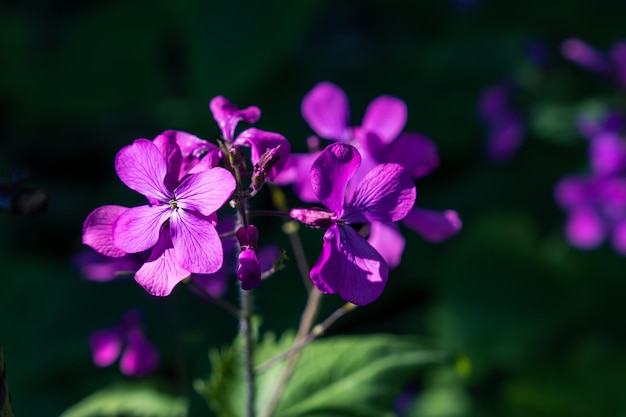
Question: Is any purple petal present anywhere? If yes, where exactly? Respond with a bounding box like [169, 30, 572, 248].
[301, 81, 351, 141]
[115, 139, 171, 200]
[113, 205, 171, 253]
[311, 143, 361, 214]
[75, 250, 144, 282]
[156, 130, 222, 177]
[175, 167, 235, 216]
[237, 249, 262, 290]
[235, 128, 291, 180]
[589, 132, 626, 176]
[135, 231, 190, 296]
[611, 219, 626, 255]
[89, 328, 122, 368]
[485, 117, 525, 162]
[403, 208, 462, 242]
[386, 133, 440, 178]
[345, 163, 416, 223]
[210, 96, 261, 142]
[152, 131, 183, 191]
[258, 244, 282, 273]
[272, 152, 320, 203]
[478, 84, 512, 121]
[610, 42, 626, 88]
[361, 95, 407, 144]
[565, 206, 605, 249]
[190, 270, 230, 298]
[554, 175, 591, 208]
[310, 225, 388, 306]
[119, 328, 160, 377]
[367, 222, 405, 269]
[170, 211, 223, 274]
[561, 38, 612, 75]
[83, 205, 129, 257]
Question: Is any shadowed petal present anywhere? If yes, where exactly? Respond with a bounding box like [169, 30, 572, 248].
[565, 206, 605, 249]
[561, 38, 611, 75]
[361, 95, 407, 144]
[235, 128, 291, 180]
[554, 175, 591, 208]
[311, 143, 361, 214]
[612, 219, 626, 255]
[302, 81, 351, 141]
[75, 250, 145, 282]
[135, 231, 190, 296]
[210, 96, 261, 141]
[89, 328, 122, 368]
[152, 131, 183, 191]
[83, 205, 129, 257]
[113, 205, 171, 253]
[170, 212, 223, 274]
[346, 163, 416, 223]
[156, 130, 221, 178]
[386, 133, 440, 178]
[590, 132, 626, 176]
[403, 208, 462, 242]
[175, 167, 235, 216]
[119, 329, 160, 377]
[115, 139, 171, 200]
[272, 152, 320, 203]
[367, 222, 405, 269]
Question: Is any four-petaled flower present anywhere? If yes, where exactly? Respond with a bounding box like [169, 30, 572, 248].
[290, 142, 416, 305]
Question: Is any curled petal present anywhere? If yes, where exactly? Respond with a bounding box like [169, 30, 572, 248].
[565, 206, 605, 250]
[310, 225, 388, 306]
[345, 163, 416, 223]
[311, 143, 361, 214]
[115, 139, 171, 201]
[135, 231, 190, 296]
[367, 222, 405, 269]
[386, 133, 439, 178]
[83, 205, 129, 257]
[170, 211, 223, 274]
[113, 205, 171, 253]
[403, 208, 462, 242]
[175, 167, 235, 216]
[361, 95, 407, 144]
[89, 328, 122, 368]
[235, 128, 291, 180]
[210, 96, 261, 142]
[301, 81, 351, 141]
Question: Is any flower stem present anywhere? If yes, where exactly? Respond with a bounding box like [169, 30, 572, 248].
[186, 279, 242, 319]
[240, 286, 256, 417]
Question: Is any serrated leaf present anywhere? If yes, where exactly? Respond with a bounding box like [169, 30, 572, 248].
[199, 333, 450, 417]
[59, 382, 188, 417]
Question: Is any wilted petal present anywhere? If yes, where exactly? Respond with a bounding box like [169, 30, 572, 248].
[386, 133, 439, 178]
[113, 205, 171, 253]
[346, 163, 416, 223]
[115, 139, 171, 201]
[311, 143, 361, 214]
[210, 96, 261, 141]
[135, 231, 190, 296]
[302, 81, 351, 141]
[83, 205, 129, 257]
[403, 208, 462, 242]
[235, 128, 291, 180]
[170, 211, 223, 274]
[565, 206, 605, 249]
[367, 222, 405, 269]
[89, 328, 122, 368]
[175, 167, 235, 216]
[361, 95, 407, 144]
[152, 131, 183, 191]
[119, 329, 160, 377]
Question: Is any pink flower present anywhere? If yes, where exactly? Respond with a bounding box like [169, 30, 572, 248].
[290, 143, 416, 305]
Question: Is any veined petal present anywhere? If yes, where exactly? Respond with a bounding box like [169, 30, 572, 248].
[361, 95, 407, 144]
[83, 205, 129, 257]
[157, 130, 221, 177]
[367, 222, 405, 269]
[302, 81, 351, 141]
[311, 142, 361, 215]
[403, 207, 462, 242]
[210, 96, 261, 142]
[386, 133, 440, 178]
[135, 231, 190, 296]
[346, 163, 416, 223]
[170, 211, 223, 274]
[152, 131, 183, 191]
[113, 205, 171, 253]
[115, 139, 171, 200]
[235, 128, 292, 180]
[175, 167, 235, 216]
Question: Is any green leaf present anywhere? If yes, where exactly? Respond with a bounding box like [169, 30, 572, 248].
[198, 332, 450, 417]
[59, 382, 188, 417]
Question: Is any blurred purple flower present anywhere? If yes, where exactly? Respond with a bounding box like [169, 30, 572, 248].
[561, 38, 626, 88]
[290, 143, 416, 305]
[89, 310, 159, 378]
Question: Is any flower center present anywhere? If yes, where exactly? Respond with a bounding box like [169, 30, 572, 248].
[169, 199, 178, 210]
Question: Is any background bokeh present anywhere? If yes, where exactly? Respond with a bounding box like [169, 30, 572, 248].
[2, 0, 626, 416]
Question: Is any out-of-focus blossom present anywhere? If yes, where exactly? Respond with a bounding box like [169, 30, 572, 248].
[561, 38, 626, 88]
[89, 310, 159, 377]
[290, 143, 416, 305]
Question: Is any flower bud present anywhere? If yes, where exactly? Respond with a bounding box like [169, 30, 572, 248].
[237, 249, 261, 290]
[236, 224, 259, 250]
[289, 207, 336, 229]
[251, 145, 281, 192]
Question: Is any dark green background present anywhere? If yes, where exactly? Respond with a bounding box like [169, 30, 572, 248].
[2, 0, 626, 416]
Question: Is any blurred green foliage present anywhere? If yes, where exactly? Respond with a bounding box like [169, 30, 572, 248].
[1, 0, 626, 416]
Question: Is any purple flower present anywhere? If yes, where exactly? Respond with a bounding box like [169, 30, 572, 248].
[561, 38, 626, 88]
[209, 96, 291, 181]
[237, 249, 261, 290]
[89, 310, 159, 377]
[290, 143, 416, 305]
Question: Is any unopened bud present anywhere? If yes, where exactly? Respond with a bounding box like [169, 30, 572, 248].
[289, 207, 336, 229]
[236, 224, 259, 251]
[238, 249, 261, 290]
[251, 145, 281, 192]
